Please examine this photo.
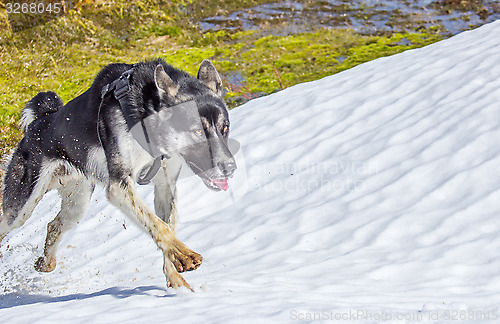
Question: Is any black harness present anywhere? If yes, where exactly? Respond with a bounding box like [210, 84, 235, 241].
[99, 67, 166, 185]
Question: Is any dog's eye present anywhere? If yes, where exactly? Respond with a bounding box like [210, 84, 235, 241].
[194, 129, 203, 136]
[222, 125, 229, 136]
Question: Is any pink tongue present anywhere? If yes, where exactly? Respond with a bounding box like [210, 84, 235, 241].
[211, 178, 229, 191]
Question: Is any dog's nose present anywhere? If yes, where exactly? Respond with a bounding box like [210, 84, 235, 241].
[219, 160, 237, 178]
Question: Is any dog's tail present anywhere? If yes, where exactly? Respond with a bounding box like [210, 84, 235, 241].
[20, 91, 64, 131]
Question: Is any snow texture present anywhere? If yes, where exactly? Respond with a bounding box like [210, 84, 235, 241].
[1, 20, 500, 323]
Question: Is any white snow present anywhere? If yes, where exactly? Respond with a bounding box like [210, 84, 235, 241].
[1, 20, 500, 323]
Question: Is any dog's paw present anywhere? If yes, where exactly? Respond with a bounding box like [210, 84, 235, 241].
[163, 256, 194, 292]
[34, 256, 57, 272]
[169, 245, 203, 273]
[167, 273, 194, 292]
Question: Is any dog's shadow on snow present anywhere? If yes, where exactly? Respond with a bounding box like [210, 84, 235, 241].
[0, 285, 174, 309]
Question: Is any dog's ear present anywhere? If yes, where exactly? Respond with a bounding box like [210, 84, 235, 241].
[154, 64, 178, 98]
[197, 60, 223, 96]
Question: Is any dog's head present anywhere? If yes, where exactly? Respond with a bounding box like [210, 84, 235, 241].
[141, 60, 236, 191]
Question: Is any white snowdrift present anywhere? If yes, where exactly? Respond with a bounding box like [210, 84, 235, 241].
[1, 20, 499, 323]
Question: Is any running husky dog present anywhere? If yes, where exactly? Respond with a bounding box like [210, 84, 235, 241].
[0, 58, 236, 290]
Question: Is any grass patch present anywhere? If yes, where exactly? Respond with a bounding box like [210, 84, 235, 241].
[0, 0, 443, 159]
[206, 29, 441, 105]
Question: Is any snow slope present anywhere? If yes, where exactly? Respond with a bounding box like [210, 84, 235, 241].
[1, 20, 500, 323]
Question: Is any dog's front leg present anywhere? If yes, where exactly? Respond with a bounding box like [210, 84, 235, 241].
[153, 158, 183, 235]
[106, 179, 202, 290]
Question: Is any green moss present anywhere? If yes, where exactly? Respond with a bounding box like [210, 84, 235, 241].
[0, 0, 444, 159]
[202, 29, 440, 101]
[336, 32, 441, 72]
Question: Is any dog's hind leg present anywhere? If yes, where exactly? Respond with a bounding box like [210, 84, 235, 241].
[153, 158, 182, 235]
[35, 176, 94, 272]
[0, 152, 53, 248]
[107, 178, 202, 290]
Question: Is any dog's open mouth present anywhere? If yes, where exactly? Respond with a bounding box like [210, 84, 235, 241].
[188, 162, 229, 192]
[202, 177, 229, 191]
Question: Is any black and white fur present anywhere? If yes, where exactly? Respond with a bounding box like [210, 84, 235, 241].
[0, 58, 236, 290]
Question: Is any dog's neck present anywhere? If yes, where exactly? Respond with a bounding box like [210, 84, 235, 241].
[99, 67, 167, 185]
